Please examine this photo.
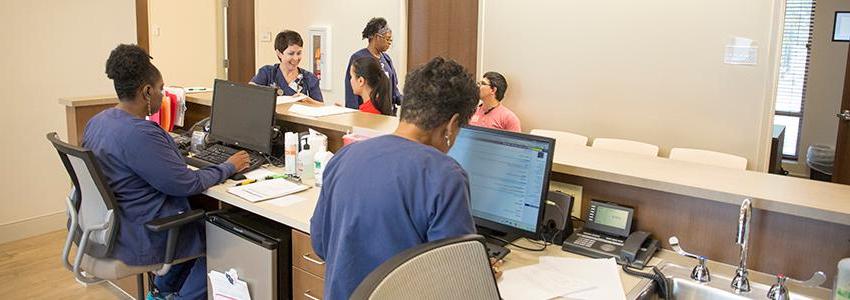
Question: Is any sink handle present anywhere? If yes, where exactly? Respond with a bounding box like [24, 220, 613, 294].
[669, 236, 699, 259]
[789, 271, 826, 288]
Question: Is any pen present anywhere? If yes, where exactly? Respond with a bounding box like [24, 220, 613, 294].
[234, 179, 257, 186]
[263, 174, 289, 180]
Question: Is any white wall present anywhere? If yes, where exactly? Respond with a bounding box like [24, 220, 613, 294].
[148, 0, 222, 87]
[254, 0, 407, 105]
[479, 0, 784, 171]
[0, 0, 137, 243]
[782, 0, 850, 176]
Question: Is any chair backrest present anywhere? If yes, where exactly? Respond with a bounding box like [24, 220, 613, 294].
[47, 132, 119, 258]
[530, 129, 588, 146]
[592, 138, 659, 156]
[669, 148, 748, 170]
[351, 234, 500, 300]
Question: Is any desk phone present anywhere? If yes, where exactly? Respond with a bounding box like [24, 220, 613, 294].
[562, 200, 658, 269]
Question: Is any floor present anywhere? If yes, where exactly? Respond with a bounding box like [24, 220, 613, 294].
[0, 230, 129, 299]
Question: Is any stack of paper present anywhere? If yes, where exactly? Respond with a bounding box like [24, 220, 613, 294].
[276, 94, 307, 104]
[497, 257, 626, 300]
[288, 104, 356, 117]
[227, 179, 310, 202]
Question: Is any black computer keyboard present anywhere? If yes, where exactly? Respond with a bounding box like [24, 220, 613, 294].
[185, 144, 265, 178]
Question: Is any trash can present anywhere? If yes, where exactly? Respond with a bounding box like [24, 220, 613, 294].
[806, 144, 834, 182]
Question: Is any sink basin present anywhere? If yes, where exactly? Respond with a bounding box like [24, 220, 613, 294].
[633, 262, 821, 300]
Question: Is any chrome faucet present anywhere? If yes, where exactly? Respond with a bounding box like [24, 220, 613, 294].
[731, 198, 752, 293]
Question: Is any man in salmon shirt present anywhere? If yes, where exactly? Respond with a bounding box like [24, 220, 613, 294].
[470, 71, 522, 132]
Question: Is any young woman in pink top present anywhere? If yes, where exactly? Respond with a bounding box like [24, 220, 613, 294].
[470, 71, 522, 132]
[349, 56, 393, 116]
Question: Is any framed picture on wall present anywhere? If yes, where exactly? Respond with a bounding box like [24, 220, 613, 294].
[834, 12, 850, 42]
[307, 26, 332, 91]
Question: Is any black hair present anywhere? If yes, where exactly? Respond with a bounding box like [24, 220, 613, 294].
[362, 17, 388, 40]
[483, 71, 508, 101]
[275, 30, 304, 53]
[105, 44, 161, 101]
[400, 57, 478, 130]
[352, 57, 392, 116]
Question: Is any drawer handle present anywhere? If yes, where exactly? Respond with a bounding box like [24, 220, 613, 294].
[304, 290, 321, 300]
[302, 253, 325, 265]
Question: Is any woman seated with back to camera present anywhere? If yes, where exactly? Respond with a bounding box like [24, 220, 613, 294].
[250, 30, 323, 105]
[349, 56, 393, 116]
[470, 71, 522, 132]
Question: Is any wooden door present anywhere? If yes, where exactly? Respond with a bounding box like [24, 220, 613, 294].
[226, 0, 255, 84]
[834, 46, 850, 184]
[407, 0, 478, 73]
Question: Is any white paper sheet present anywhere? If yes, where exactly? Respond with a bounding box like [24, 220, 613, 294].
[538, 257, 627, 300]
[498, 262, 595, 300]
[277, 94, 307, 104]
[227, 179, 310, 202]
[288, 104, 357, 117]
[242, 168, 278, 181]
[208, 269, 251, 300]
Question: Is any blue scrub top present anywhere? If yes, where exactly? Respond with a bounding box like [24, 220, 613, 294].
[251, 64, 324, 101]
[310, 135, 475, 300]
[82, 108, 235, 265]
[344, 48, 402, 109]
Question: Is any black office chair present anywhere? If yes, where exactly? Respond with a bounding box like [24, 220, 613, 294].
[47, 132, 204, 299]
[350, 234, 501, 300]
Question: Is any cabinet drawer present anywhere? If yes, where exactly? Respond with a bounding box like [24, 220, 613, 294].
[293, 267, 324, 300]
[292, 229, 326, 278]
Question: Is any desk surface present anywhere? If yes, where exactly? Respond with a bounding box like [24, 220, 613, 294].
[60, 93, 850, 226]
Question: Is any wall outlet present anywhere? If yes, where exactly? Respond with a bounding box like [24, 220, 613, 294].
[260, 31, 272, 42]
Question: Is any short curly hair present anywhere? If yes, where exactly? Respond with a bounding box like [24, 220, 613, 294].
[362, 17, 389, 39]
[105, 44, 161, 100]
[275, 30, 303, 53]
[400, 57, 478, 130]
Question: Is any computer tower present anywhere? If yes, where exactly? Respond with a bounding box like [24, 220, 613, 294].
[206, 210, 292, 300]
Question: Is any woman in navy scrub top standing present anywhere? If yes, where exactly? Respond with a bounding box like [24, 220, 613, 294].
[250, 30, 323, 105]
[343, 17, 402, 113]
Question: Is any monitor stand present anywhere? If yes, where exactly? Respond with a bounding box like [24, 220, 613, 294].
[476, 226, 521, 260]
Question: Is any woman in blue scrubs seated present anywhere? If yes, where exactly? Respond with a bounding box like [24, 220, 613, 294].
[250, 30, 323, 105]
[83, 44, 250, 300]
[343, 17, 402, 112]
[311, 57, 480, 300]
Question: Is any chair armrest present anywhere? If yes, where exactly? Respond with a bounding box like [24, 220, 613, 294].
[145, 209, 205, 232]
[145, 209, 205, 264]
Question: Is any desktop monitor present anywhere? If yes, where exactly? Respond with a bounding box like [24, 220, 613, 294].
[447, 126, 556, 240]
[209, 79, 277, 154]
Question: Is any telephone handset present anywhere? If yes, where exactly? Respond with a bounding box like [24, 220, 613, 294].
[561, 200, 659, 269]
[620, 230, 659, 268]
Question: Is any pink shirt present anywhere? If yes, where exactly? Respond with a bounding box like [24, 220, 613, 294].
[469, 104, 522, 132]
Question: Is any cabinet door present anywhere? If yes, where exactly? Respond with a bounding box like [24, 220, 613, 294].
[293, 267, 324, 300]
[292, 229, 326, 278]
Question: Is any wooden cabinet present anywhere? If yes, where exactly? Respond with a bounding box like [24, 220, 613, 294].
[291, 229, 325, 299]
[293, 267, 324, 300]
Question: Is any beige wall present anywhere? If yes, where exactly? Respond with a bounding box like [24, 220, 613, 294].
[254, 0, 407, 105]
[0, 0, 136, 243]
[148, 0, 222, 87]
[783, 0, 850, 176]
[478, 0, 784, 171]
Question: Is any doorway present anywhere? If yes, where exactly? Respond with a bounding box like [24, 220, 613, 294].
[773, 0, 850, 182]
